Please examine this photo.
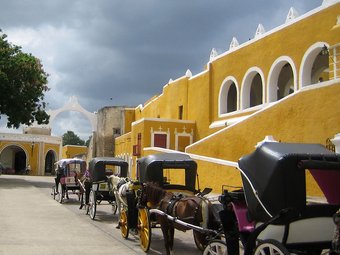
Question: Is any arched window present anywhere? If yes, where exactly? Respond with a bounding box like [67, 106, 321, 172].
[250, 74, 263, 107]
[219, 77, 239, 116]
[227, 84, 237, 112]
[241, 67, 265, 109]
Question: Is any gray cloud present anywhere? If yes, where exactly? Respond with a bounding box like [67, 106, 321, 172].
[0, 0, 322, 138]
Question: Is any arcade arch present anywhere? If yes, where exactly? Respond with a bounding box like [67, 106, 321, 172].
[45, 150, 57, 175]
[300, 42, 330, 87]
[267, 56, 297, 102]
[0, 145, 28, 174]
[241, 67, 265, 109]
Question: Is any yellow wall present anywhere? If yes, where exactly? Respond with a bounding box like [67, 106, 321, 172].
[114, 3, 340, 197]
[187, 82, 340, 195]
[62, 145, 87, 159]
[123, 109, 135, 134]
[0, 140, 60, 175]
[115, 132, 132, 156]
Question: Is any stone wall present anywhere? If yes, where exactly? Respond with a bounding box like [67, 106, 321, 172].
[95, 106, 134, 157]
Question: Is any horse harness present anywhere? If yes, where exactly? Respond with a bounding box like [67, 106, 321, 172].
[160, 194, 203, 224]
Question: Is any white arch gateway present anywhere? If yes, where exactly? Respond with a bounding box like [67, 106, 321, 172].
[47, 96, 97, 132]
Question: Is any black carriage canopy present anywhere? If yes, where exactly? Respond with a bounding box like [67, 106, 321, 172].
[137, 153, 198, 192]
[238, 142, 340, 223]
[56, 158, 87, 176]
[89, 157, 128, 182]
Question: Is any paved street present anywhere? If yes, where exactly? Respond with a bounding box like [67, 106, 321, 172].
[0, 175, 199, 255]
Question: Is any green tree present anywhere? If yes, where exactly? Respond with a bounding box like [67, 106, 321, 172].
[62, 131, 85, 146]
[0, 29, 49, 128]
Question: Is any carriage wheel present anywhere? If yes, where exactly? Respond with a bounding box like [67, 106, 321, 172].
[57, 183, 63, 203]
[253, 239, 290, 255]
[193, 230, 209, 251]
[120, 208, 129, 239]
[203, 240, 228, 255]
[137, 208, 151, 252]
[89, 190, 97, 220]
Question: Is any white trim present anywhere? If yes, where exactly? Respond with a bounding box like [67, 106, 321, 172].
[210, 115, 250, 129]
[143, 147, 238, 168]
[209, 3, 328, 64]
[241, 67, 266, 109]
[218, 76, 239, 116]
[190, 68, 209, 80]
[237, 166, 273, 218]
[150, 127, 170, 149]
[267, 56, 297, 102]
[0, 133, 61, 145]
[299, 42, 330, 88]
[132, 117, 195, 126]
[175, 128, 194, 151]
[322, 0, 340, 7]
[47, 96, 97, 132]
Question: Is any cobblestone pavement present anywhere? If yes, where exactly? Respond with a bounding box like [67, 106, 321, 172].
[0, 175, 200, 255]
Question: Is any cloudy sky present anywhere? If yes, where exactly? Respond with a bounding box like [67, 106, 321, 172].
[0, 0, 322, 139]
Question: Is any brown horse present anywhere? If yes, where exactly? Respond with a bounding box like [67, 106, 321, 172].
[140, 182, 214, 255]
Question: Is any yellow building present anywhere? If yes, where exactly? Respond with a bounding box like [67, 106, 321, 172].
[0, 127, 61, 176]
[62, 145, 87, 159]
[115, 2, 340, 197]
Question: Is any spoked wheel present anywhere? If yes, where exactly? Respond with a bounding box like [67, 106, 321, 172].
[137, 208, 151, 252]
[203, 240, 228, 255]
[89, 190, 97, 220]
[120, 208, 129, 239]
[57, 183, 63, 203]
[253, 239, 290, 255]
[193, 230, 209, 251]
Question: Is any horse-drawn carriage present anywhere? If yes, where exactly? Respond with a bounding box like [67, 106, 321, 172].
[85, 157, 128, 220]
[52, 158, 87, 204]
[130, 153, 215, 254]
[203, 142, 340, 255]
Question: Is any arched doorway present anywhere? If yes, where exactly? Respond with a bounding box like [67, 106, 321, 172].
[45, 150, 56, 175]
[0, 145, 27, 174]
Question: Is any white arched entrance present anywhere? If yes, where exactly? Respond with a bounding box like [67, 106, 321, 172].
[47, 96, 97, 132]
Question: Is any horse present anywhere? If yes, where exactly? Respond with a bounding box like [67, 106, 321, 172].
[139, 182, 216, 255]
[109, 175, 142, 231]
